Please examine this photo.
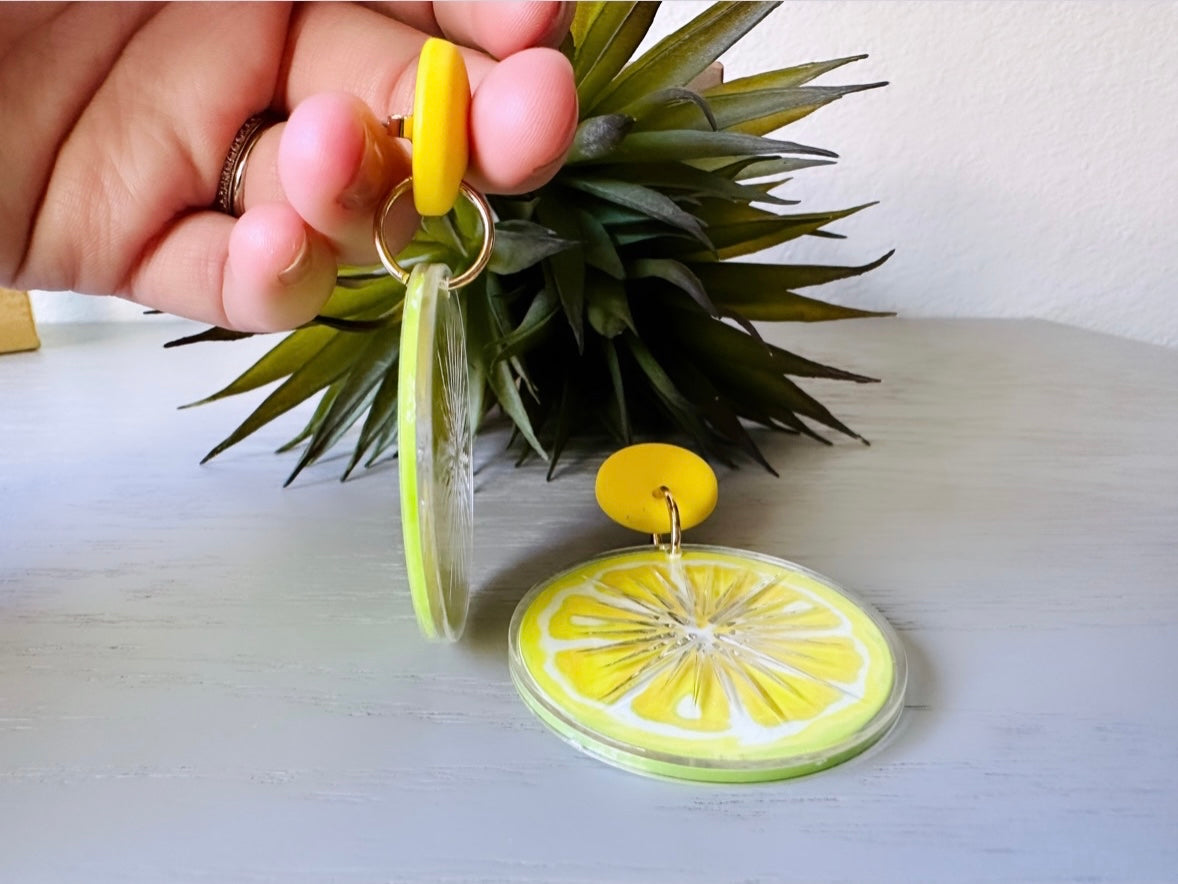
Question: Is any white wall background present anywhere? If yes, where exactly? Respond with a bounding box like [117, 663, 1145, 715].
[30, 1, 1178, 347]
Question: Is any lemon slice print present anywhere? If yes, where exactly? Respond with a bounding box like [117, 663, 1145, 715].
[399, 262, 473, 640]
[510, 544, 904, 782]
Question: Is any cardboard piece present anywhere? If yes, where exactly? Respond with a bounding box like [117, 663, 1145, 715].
[0, 288, 40, 354]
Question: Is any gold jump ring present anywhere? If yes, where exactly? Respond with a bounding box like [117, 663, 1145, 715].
[373, 178, 494, 290]
[653, 485, 683, 556]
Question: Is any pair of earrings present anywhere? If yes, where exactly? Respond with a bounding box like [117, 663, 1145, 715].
[376, 40, 905, 783]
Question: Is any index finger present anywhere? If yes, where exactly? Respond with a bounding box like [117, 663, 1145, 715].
[277, 3, 577, 192]
[359, 1, 573, 58]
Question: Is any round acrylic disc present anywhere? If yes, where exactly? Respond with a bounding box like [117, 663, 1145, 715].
[595, 443, 718, 535]
[509, 545, 905, 782]
[398, 262, 473, 641]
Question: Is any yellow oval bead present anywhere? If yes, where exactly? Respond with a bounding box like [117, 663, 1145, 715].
[411, 38, 469, 217]
[595, 444, 718, 536]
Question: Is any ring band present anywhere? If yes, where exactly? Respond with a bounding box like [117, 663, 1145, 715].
[373, 178, 495, 291]
[214, 111, 281, 217]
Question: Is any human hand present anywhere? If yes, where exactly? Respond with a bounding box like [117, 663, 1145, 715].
[1, 1, 577, 331]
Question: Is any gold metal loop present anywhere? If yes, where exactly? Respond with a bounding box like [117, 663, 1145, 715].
[373, 178, 494, 291]
[652, 485, 683, 556]
[384, 114, 410, 139]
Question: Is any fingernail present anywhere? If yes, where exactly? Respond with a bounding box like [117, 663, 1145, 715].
[278, 232, 312, 285]
[532, 96, 579, 174]
[530, 154, 566, 181]
[538, 2, 577, 49]
[339, 123, 388, 212]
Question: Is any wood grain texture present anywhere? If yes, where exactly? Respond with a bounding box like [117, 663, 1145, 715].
[1, 319, 1176, 883]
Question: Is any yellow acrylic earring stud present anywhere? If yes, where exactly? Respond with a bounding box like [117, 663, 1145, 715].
[375, 38, 494, 289]
[594, 443, 718, 547]
[385, 37, 471, 218]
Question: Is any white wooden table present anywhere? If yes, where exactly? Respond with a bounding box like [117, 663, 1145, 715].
[2, 319, 1176, 883]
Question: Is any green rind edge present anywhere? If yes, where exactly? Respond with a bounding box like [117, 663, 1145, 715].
[399, 264, 441, 640]
[507, 544, 908, 783]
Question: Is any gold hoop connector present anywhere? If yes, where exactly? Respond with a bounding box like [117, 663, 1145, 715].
[384, 114, 411, 139]
[373, 177, 495, 291]
[652, 485, 683, 557]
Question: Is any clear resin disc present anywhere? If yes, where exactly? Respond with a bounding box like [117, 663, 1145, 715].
[509, 545, 905, 782]
[398, 262, 473, 641]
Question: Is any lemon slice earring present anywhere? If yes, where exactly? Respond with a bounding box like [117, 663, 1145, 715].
[374, 39, 493, 641]
[509, 444, 907, 782]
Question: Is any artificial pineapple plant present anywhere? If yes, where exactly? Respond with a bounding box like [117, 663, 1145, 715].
[175, 0, 892, 484]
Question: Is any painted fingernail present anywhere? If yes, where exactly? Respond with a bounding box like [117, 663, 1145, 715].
[339, 123, 388, 212]
[278, 232, 312, 285]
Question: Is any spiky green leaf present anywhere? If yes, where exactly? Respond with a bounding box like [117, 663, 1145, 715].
[490, 195, 540, 223]
[545, 377, 577, 480]
[664, 304, 877, 383]
[591, 1, 780, 114]
[484, 273, 539, 397]
[706, 55, 869, 95]
[570, 1, 603, 48]
[277, 378, 344, 454]
[561, 179, 710, 244]
[183, 326, 337, 408]
[687, 253, 895, 320]
[567, 114, 635, 164]
[343, 360, 400, 480]
[645, 84, 884, 136]
[586, 273, 635, 338]
[702, 351, 865, 442]
[574, 161, 792, 206]
[611, 222, 700, 247]
[164, 326, 254, 348]
[313, 313, 398, 332]
[200, 328, 370, 463]
[493, 285, 561, 363]
[465, 279, 548, 461]
[602, 337, 631, 443]
[284, 323, 401, 486]
[488, 220, 574, 274]
[676, 203, 874, 260]
[627, 87, 718, 132]
[627, 258, 718, 315]
[702, 156, 834, 179]
[622, 333, 713, 450]
[364, 410, 400, 467]
[536, 200, 587, 348]
[574, 2, 661, 108]
[652, 346, 777, 472]
[574, 207, 625, 278]
[183, 280, 398, 407]
[569, 130, 836, 165]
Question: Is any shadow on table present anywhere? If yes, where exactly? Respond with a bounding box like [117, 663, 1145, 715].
[462, 521, 622, 659]
[861, 627, 939, 768]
